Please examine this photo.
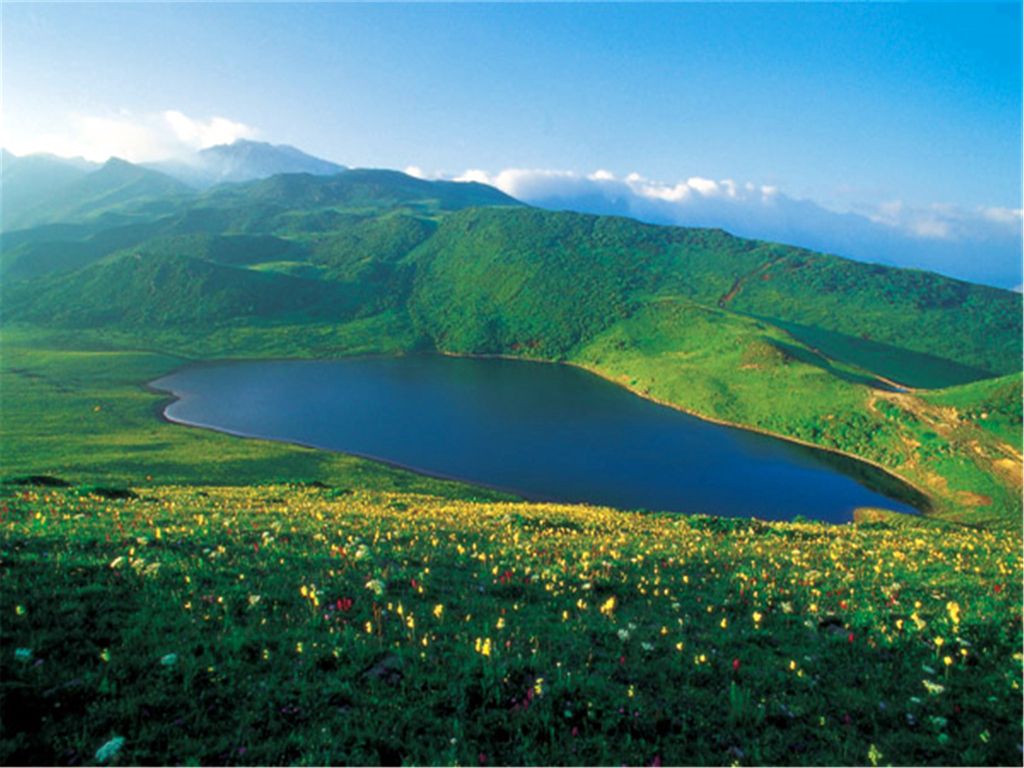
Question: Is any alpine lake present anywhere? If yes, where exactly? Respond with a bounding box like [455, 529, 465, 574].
[152, 355, 925, 523]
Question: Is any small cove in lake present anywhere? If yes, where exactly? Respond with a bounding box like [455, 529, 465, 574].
[151, 355, 925, 523]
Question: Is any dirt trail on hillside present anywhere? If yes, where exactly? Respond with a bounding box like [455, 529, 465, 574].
[718, 257, 788, 308]
[870, 390, 1022, 507]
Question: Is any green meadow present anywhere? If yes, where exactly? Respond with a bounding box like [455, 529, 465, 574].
[1, 166, 1021, 765]
[2, 485, 1021, 765]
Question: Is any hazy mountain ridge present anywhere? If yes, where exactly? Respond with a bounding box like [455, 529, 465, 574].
[1, 140, 350, 229]
[2, 156, 193, 230]
[505, 172, 1024, 289]
[1, 151, 99, 228]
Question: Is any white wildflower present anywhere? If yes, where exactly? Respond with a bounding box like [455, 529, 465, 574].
[95, 736, 125, 763]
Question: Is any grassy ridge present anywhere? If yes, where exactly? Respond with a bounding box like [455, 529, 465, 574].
[724, 253, 1019, 380]
[754, 320, 994, 390]
[2, 484, 1020, 765]
[406, 208, 1021, 379]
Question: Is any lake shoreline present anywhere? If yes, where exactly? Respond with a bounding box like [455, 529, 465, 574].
[145, 378, 528, 501]
[436, 349, 935, 516]
[146, 352, 928, 520]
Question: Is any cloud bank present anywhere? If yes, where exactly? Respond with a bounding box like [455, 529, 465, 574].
[6, 110, 256, 164]
[409, 166, 1021, 289]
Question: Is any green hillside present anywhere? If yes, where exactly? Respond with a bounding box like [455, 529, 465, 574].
[406, 208, 1021, 382]
[723, 254, 1019, 383]
[8, 200, 1020, 385]
[1, 166, 1020, 523]
[923, 374, 1023, 450]
[5, 250, 363, 328]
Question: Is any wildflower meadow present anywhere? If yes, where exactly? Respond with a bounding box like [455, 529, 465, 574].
[1, 484, 1020, 765]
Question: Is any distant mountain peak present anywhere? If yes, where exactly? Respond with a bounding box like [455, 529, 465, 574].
[150, 140, 345, 188]
[100, 156, 135, 169]
[198, 138, 324, 159]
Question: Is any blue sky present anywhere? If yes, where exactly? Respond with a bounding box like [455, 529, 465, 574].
[3, 2, 1022, 285]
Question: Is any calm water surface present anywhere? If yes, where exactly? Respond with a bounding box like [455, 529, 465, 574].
[152, 356, 923, 522]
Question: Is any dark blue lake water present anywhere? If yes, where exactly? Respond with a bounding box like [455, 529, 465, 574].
[151, 356, 923, 522]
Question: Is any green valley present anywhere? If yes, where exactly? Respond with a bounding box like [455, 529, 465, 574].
[2, 166, 1020, 524]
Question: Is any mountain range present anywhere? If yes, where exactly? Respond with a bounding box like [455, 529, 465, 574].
[6, 140, 1019, 288]
[0, 140, 345, 229]
[2, 150, 1018, 381]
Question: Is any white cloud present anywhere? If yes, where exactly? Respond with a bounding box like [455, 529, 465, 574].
[860, 199, 1022, 243]
[4, 109, 256, 163]
[690, 177, 721, 197]
[452, 167, 783, 214]
[981, 206, 1023, 227]
[453, 168, 493, 185]
[908, 218, 951, 239]
[163, 110, 255, 151]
